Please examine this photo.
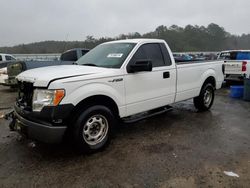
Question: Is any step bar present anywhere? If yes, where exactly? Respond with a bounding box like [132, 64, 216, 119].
[122, 105, 173, 124]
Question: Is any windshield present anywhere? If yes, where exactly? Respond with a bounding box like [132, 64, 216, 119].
[75, 42, 136, 68]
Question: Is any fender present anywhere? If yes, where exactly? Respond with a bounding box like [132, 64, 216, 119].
[199, 68, 216, 93]
[60, 82, 126, 117]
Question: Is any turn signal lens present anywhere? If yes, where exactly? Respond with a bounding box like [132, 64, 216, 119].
[53, 90, 65, 105]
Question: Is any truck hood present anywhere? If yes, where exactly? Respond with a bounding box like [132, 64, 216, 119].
[16, 65, 114, 87]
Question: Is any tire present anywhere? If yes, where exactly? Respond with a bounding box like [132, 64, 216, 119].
[72, 105, 115, 153]
[193, 83, 215, 112]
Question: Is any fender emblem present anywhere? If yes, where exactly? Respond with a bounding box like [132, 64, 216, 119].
[108, 78, 123, 83]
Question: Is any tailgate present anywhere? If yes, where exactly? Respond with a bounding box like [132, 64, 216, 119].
[224, 61, 245, 74]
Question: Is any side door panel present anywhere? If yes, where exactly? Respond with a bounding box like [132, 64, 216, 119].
[124, 43, 176, 116]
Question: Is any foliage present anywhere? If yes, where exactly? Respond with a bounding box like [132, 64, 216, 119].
[0, 23, 249, 53]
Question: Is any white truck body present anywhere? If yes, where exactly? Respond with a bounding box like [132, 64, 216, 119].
[218, 50, 250, 80]
[17, 39, 224, 118]
[13, 39, 224, 151]
[224, 60, 250, 80]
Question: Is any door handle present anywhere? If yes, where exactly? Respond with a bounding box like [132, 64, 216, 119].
[163, 72, 170, 79]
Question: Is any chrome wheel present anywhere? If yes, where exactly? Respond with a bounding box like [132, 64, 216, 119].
[82, 115, 109, 146]
[204, 88, 213, 107]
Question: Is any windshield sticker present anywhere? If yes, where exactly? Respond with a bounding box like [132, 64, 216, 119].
[107, 53, 123, 58]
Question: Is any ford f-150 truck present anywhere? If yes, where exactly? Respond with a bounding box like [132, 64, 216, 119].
[218, 50, 250, 81]
[11, 39, 224, 152]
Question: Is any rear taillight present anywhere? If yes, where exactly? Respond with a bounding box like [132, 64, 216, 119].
[242, 61, 247, 72]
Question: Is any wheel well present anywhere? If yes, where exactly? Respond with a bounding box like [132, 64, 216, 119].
[203, 76, 216, 88]
[71, 95, 120, 119]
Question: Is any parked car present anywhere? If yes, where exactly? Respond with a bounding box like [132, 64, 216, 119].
[218, 50, 250, 81]
[173, 53, 193, 62]
[3, 48, 89, 86]
[10, 39, 224, 153]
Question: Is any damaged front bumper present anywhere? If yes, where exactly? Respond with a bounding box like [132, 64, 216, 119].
[7, 105, 70, 144]
[13, 110, 67, 143]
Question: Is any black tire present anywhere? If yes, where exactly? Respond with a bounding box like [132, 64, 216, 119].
[72, 105, 115, 153]
[193, 83, 215, 112]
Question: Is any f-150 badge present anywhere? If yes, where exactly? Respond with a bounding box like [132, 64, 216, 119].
[108, 78, 123, 83]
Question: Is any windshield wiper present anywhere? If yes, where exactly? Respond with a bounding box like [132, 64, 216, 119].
[82, 63, 98, 67]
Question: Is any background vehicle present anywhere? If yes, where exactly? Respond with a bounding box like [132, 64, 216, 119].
[12, 39, 224, 153]
[0, 53, 16, 63]
[218, 50, 250, 80]
[173, 53, 193, 62]
[3, 48, 89, 86]
[0, 53, 16, 84]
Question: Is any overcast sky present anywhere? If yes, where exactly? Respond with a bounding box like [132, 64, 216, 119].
[1, 0, 250, 47]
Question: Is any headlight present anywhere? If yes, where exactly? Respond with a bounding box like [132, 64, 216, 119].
[32, 89, 65, 112]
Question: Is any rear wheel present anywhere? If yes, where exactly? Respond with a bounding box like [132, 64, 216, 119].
[72, 105, 115, 153]
[194, 83, 215, 111]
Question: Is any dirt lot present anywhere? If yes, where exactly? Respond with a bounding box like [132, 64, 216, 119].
[0, 85, 250, 188]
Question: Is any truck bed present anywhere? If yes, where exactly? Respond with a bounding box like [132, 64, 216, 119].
[175, 60, 224, 102]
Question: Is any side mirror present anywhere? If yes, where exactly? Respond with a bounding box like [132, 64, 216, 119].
[128, 59, 152, 73]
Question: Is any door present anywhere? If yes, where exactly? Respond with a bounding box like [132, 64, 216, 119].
[124, 43, 176, 116]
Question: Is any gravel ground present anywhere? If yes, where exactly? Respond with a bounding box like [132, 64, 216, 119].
[0, 85, 250, 188]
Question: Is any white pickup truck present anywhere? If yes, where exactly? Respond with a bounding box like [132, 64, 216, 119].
[218, 50, 250, 81]
[11, 39, 224, 152]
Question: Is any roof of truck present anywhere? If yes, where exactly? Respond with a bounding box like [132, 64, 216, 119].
[220, 50, 250, 53]
[105, 38, 165, 44]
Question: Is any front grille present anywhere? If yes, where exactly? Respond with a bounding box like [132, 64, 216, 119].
[17, 81, 34, 111]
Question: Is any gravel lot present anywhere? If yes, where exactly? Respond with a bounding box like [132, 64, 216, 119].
[0, 85, 250, 188]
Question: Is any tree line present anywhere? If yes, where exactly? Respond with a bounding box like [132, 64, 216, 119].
[1, 23, 250, 54]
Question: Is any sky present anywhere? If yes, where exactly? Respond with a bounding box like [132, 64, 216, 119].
[0, 0, 250, 47]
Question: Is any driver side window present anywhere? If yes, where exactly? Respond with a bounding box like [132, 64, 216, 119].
[129, 43, 165, 68]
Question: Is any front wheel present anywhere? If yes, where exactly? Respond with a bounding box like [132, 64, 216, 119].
[72, 105, 115, 153]
[193, 83, 215, 112]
